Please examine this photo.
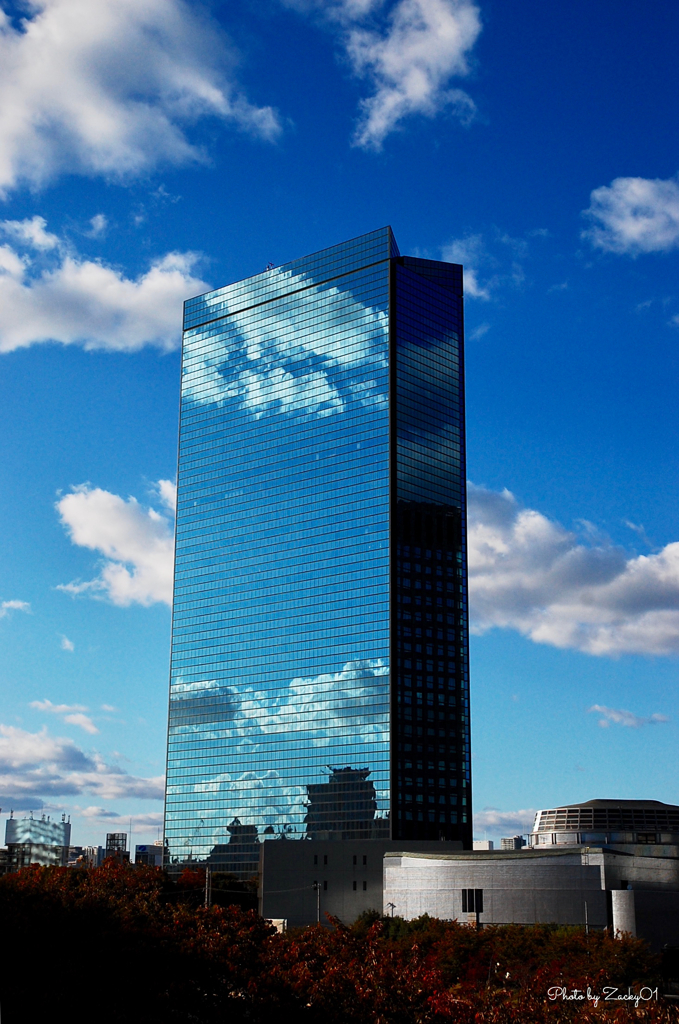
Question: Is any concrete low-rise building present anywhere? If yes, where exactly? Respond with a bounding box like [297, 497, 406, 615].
[259, 839, 463, 928]
[384, 799, 679, 950]
[135, 842, 165, 867]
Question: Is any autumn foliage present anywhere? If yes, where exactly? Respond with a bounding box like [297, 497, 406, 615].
[0, 861, 676, 1024]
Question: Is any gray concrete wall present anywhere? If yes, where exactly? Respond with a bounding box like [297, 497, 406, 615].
[259, 839, 462, 928]
[383, 852, 607, 927]
[599, 848, 679, 891]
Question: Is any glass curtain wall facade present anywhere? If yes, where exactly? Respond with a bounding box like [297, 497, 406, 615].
[165, 227, 470, 873]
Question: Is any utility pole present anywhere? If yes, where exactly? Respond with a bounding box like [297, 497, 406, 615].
[312, 881, 320, 924]
[584, 901, 589, 936]
[387, 902, 396, 918]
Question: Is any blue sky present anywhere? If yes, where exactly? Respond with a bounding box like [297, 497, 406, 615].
[0, 0, 677, 847]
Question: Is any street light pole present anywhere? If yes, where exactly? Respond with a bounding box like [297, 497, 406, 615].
[312, 881, 320, 924]
[204, 864, 212, 909]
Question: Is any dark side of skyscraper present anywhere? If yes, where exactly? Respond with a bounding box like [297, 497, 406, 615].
[165, 227, 470, 875]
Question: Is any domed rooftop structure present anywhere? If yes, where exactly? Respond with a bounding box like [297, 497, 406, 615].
[528, 799, 679, 848]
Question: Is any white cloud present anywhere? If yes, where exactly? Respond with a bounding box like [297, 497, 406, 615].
[155, 479, 177, 512]
[0, 723, 164, 802]
[468, 483, 679, 656]
[441, 233, 489, 298]
[54, 477, 679, 657]
[80, 806, 164, 830]
[582, 175, 679, 254]
[60, 635, 75, 652]
[237, 659, 390, 748]
[346, 0, 481, 149]
[1, 214, 58, 249]
[0, 599, 30, 619]
[31, 699, 98, 735]
[81, 805, 120, 820]
[185, 264, 388, 418]
[588, 705, 669, 729]
[0, 219, 210, 352]
[469, 322, 490, 340]
[189, 768, 306, 837]
[56, 482, 174, 607]
[474, 807, 537, 836]
[441, 229, 538, 299]
[86, 214, 108, 237]
[170, 660, 390, 832]
[239, 367, 345, 419]
[0, 0, 281, 195]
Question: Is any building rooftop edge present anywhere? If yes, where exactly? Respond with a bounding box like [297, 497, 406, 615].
[385, 846, 679, 862]
[537, 799, 679, 811]
[185, 225, 398, 306]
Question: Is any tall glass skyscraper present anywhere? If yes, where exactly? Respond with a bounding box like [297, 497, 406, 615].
[165, 227, 470, 873]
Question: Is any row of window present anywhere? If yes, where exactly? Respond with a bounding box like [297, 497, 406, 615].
[184, 242, 390, 327]
[184, 242, 389, 321]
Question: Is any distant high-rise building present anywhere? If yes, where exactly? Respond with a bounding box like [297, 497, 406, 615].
[105, 833, 129, 863]
[500, 836, 526, 851]
[4, 812, 72, 871]
[5, 812, 71, 847]
[164, 227, 470, 872]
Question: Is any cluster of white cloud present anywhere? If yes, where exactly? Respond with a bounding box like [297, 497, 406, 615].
[56, 481, 175, 607]
[441, 234, 489, 298]
[0, 216, 209, 353]
[441, 229, 539, 300]
[54, 478, 679, 659]
[237, 366, 345, 419]
[588, 705, 669, 729]
[473, 806, 537, 835]
[283, 0, 481, 148]
[468, 483, 679, 656]
[168, 660, 390, 830]
[582, 175, 679, 254]
[0, 0, 280, 195]
[190, 768, 306, 836]
[80, 806, 164, 831]
[0, 0, 485, 196]
[31, 699, 98, 735]
[0, 599, 30, 619]
[237, 659, 390, 748]
[0, 723, 164, 806]
[185, 267, 388, 419]
[345, 0, 481, 149]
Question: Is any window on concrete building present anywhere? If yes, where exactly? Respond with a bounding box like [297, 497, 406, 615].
[461, 888, 483, 913]
[353, 881, 357, 891]
[323, 880, 328, 891]
[363, 881, 367, 891]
